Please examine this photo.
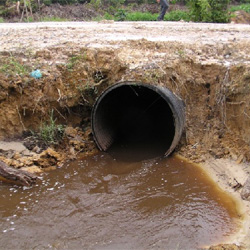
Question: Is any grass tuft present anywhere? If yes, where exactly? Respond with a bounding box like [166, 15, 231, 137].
[38, 110, 65, 146]
[0, 56, 31, 76]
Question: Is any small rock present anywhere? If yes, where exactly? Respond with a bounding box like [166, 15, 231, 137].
[65, 126, 78, 138]
[241, 176, 250, 201]
[0, 141, 27, 153]
[35, 49, 52, 59]
[103, 174, 113, 182]
[69, 146, 75, 156]
[13, 152, 21, 160]
[43, 166, 57, 172]
[21, 166, 42, 174]
[236, 154, 244, 164]
[32, 146, 41, 154]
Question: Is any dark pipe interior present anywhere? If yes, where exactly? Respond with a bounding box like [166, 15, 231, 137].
[93, 85, 175, 161]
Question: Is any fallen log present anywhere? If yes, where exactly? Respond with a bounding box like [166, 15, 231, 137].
[0, 160, 37, 186]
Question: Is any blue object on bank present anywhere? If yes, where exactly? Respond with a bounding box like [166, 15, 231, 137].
[30, 69, 42, 79]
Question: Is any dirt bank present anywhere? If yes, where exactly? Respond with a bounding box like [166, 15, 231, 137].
[1, 22, 250, 161]
[0, 21, 250, 249]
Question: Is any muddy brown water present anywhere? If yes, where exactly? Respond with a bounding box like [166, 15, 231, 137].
[0, 153, 241, 250]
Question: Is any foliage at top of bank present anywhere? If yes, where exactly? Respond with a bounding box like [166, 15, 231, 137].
[188, 0, 230, 23]
[0, 0, 249, 23]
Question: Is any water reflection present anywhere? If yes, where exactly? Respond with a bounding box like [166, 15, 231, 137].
[0, 153, 240, 249]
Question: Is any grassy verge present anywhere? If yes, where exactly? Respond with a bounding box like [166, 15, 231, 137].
[229, 3, 250, 13]
[164, 10, 190, 21]
[103, 9, 191, 22]
[125, 12, 158, 21]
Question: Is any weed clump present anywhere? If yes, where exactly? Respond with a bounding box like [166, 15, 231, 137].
[36, 111, 65, 147]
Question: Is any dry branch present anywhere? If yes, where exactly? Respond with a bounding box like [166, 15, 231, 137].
[0, 160, 37, 186]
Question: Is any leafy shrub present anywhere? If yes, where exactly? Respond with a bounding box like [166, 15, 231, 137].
[0, 4, 15, 17]
[210, 0, 230, 22]
[103, 12, 114, 19]
[188, 0, 230, 23]
[0, 16, 4, 22]
[114, 9, 127, 20]
[103, 0, 125, 8]
[89, 0, 102, 10]
[188, 0, 211, 22]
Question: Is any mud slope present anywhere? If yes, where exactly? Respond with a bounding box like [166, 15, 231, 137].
[0, 21, 250, 162]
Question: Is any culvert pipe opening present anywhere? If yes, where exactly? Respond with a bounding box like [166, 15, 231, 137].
[92, 82, 185, 161]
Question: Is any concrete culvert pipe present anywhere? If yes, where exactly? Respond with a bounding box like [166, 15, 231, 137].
[91, 82, 185, 161]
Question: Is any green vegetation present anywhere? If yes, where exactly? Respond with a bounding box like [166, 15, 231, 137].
[188, 0, 230, 23]
[0, 56, 31, 76]
[66, 54, 86, 70]
[125, 11, 157, 21]
[89, 0, 102, 10]
[23, 16, 34, 22]
[103, 12, 113, 20]
[164, 10, 190, 21]
[229, 3, 250, 12]
[0, 0, 249, 23]
[89, 0, 125, 13]
[114, 9, 127, 21]
[103, 9, 190, 22]
[37, 110, 65, 146]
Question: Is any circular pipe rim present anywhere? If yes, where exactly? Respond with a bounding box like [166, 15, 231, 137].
[91, 81, 185, 157]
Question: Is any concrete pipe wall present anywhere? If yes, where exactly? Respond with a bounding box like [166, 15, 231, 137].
[91, 82, 185, 160]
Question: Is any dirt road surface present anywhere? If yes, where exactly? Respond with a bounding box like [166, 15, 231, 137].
[1, 21, 250, 63]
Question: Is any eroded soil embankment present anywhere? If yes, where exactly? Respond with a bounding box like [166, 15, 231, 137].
[0, 22, 250, 248]
[1, 42, 250, 164]
[0, 23, 250, 159]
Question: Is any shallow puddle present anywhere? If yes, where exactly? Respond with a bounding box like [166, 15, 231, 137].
[0, 153, 241, 250]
